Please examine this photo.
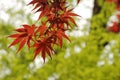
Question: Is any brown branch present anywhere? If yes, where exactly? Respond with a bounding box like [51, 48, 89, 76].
[93, 0, 102, 15]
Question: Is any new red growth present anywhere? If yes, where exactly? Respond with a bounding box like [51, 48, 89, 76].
[9, 0, 80, 62]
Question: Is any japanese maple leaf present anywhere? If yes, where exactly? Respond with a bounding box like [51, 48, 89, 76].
[8, 25, 35, 52]
[57, 30, 70, 47]
[29, 0, 50, 20]
[51, 0, 66, 11]
[29, 0, 48, 10]
[52, 29, 71, 47]
[47, 8, 79, 30]
[33, 38, 54, 62]
[60, 8, 80, 28]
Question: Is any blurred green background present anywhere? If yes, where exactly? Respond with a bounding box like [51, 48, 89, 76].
[0, 0, 120, 80]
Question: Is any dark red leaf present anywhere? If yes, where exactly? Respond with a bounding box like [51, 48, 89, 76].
[33, 39, 54, 62]
[9, 24, 35, 53]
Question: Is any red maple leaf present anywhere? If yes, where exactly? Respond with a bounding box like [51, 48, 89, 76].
[60, 8, 80, 28]
[29, 0, 50, 20]
[48, 29, 71, 47]
[47, 8, 79, 30]
[56, 30, 71, 47]
[8, 25, 35, 52]
[33, 38, 54, 62]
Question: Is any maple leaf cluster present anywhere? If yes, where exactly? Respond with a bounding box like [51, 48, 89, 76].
[8, 0, 80, 62]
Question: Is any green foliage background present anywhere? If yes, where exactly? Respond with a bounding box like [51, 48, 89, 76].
[0, 0, 120, 80]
